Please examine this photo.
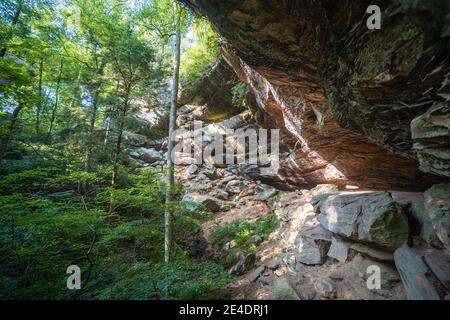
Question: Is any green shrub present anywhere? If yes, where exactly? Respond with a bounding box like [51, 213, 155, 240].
[0, 167, 62, 194]
[0, 155, 222, 300]
[231, 82, 249, 109]
[0, 195, 107, 299]
[210, 215, 278, 249]
[98, 260, 231, 300]
[180, 18, 220, 88]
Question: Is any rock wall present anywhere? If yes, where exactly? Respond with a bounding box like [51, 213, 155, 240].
[179, 57, 241, 122]
[184, 0, 450, 190]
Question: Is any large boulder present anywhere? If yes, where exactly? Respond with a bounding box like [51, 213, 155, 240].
[272, 278, 300, 300]
[182, 193, 222, 213]
[122, 131, 149, 147]
[314, 278, 337, 299]
[410, 200, 441, 246]
[327, 236, 351, 263]
[316, 192, 409, 251]
[229, 253, 256, 275]
[248, 265, 265, 282]
[391, 191, 441, 246]
[424, 183, 450, 250]
[138, 147, 162, 164]
[276, 191, 332, 265]
[411, 105, 450, 178]
[394, 246, 449, 300]
[295, 224, 332, 265]
[127, 156, 146, 168]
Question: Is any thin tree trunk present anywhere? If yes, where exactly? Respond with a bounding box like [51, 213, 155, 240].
[84, 60, 107, 173]
[108, 95, 128, 216]
[67, 70, 82, 117]
[0, 103, 24, 160]
[111, 96, 128, 189]
[36, 59, 44, 134]
[82, 88, 100, 194]
[84, 90, 99, 173]
[103, 115, 111, 146]
[104, 81, 120, 148]
[47, 61, 63, 139]
[164, 3, 182, 264]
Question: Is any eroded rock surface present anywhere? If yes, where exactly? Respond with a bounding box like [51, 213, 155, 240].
[185, 0, 450, 190]
[315, 192, 409, 251]
[179, 58, 241, 122]
[424, 183, 450, 250]
[394, 246, 448, 300]
[125, 46, 450, 299]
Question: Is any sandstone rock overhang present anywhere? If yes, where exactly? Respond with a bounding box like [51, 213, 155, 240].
[178, 57, 241, 122]
[183, 0, 450, 191]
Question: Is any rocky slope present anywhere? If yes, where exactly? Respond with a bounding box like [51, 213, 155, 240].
[125, 104, 449, 300]
[184, 0, 450, 190]
[123, 1, 450, 300]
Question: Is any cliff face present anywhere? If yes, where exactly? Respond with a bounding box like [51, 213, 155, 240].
[179, 57, 241, 122]
[184, 0, 450, 190]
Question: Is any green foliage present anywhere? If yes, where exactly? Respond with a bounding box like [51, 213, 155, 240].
[97, 260, 231, 300]
[180, 17, 220, 88]
[0, 194, 107, 299]
[0, 162, 226, 299]
[0, 167, 61, 194]
[0, 0, 233, 300]
[0, 58, 31, 95]
[96, 219, 173, 263]
[210, 215, 278, 250]
[231, 82, 249, 110]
